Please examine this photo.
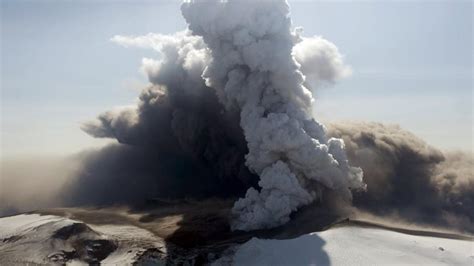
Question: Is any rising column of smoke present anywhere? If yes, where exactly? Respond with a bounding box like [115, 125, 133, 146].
[181, 0, 365, 231]
[74, 1, 353, 214]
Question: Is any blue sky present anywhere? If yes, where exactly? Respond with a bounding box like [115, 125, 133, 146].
[1, 0, 472, 157]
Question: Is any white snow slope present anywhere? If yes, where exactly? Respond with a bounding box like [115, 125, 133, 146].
[0, 214, 166, 265]
[217, 226, 473, 266]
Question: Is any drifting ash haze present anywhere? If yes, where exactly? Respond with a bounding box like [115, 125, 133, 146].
[1, 0, 473, 239]
[329, 123, 474, 232]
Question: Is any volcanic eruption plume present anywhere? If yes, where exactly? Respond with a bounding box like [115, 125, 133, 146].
[181, 0, 366, 230]
[81, 0, 365, 231]
[3, 0, 469, 234]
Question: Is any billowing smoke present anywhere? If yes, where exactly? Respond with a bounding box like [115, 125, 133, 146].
[80, 0, 364, 231]
[293, 35, 352, 90]
[77, 31, 254, 205]
[181, 0, 365, 231]
[328, 122, 474, 232]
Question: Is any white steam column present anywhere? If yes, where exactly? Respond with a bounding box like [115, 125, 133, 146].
[181, 0, 366, 231]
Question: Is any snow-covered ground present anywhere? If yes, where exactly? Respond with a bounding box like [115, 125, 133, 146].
[1, 213, 472, 265]
[0, 214, 166, 265]
[217, 226, 473, 266]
